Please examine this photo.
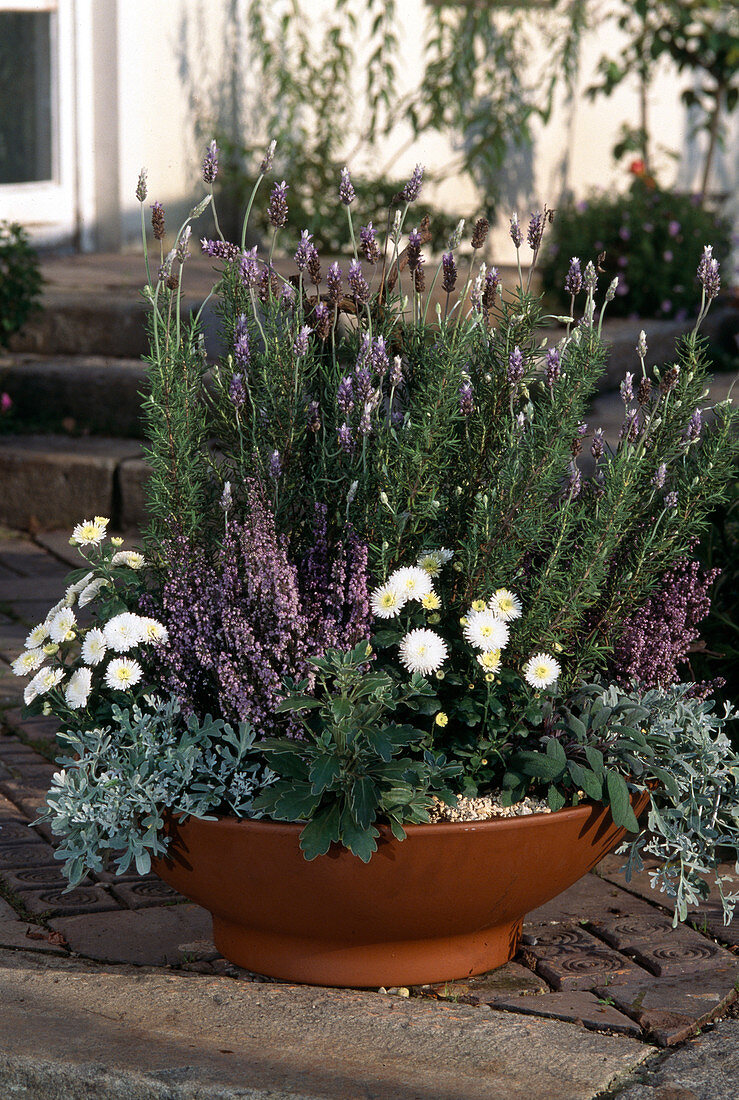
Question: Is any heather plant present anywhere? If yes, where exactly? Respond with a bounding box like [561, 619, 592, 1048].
[0, 220, 42, 348]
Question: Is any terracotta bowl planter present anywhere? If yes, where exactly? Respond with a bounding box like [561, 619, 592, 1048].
[154, 792, 648, 988]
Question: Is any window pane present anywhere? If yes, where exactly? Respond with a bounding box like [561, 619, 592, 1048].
[0, 11, 52, 183]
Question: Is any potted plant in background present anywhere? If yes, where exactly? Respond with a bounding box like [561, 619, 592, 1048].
[10, 143, 738, 987]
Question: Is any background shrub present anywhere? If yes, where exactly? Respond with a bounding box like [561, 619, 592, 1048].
[0, 221, 42, 348]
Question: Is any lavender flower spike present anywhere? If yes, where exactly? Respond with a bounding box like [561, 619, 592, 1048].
[267, 181, 289, 228]
[268, 450, 282, 479]
[620, 372, 634, 404]
[636, 330, 648, 359]
[326, 262, 342, 304]
[338, 422, 354, 454]
[527, 212, 543, 252]
[652, 463, 667, 489]
[401, 164, 424, 203]
[697, 245, 720, 300]
[234, 314, 250, 368]
[545, 348, 561, 388]
[294, 230, 315, 271]
[313, 302, 331, 340]
[135, 168, 148, 203]
[339, 166, 355, 206]
[229, 374, 246, 409]
[348, 260, 370, 305]
[584, 261, 597, 295]
[389, 355, 403, 387]
[359, 223, 381, 264]
[260, 139, 276, 176]
[240, 246, 260, 288]
[509, 214, 523, 249]
[507, 345, 524, 384]
[459, 380, 474, 417]
[442, 252, 457, 293]
[293, 325, 312, 357]
[202, 140, 218, 184]
[336, 376, 355, 417]
[564, 257, 582, 296]
[685, 408, 702, 444]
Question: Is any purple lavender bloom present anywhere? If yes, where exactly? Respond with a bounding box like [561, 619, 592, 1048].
[665, 490, 679, 510]
[644, 222, 653, 234]
[697, 245, 721, 300]
[507, 346, 524, 384]
[442, 251, 457, 294]
[663, 250, 673, 263]
[336, 376, 355, 417]
[652, 463, 667, 489]
[202, 140, 218, 184]
[685, 408, 702, 443]
[591, 428, 605, 460]
[234, 314, 250, 368]
[527, 211, 544, 252]
[459, 380, 474, 417]
[389, 355, 403, 387]
[337, 421, 354, 454]
[359, 223, 381, 264]
[348, 260, 370, 305]
[259, 139, 276, 175]
[306, 399, 321, 433]
[240, 246, 260, 288]
[313, 301, 331, 340]
[267, 180, 289, 228]
[661, 299, 672, 314]
[358, 403, 373, 437]
[229, 373, 246, 409]
[407, 228, 422, 273]
[268, 450, 282, 479]
[620, 372, 634, 403]
[294, 230, 315, 271]
[617, 255, 629, 268]
[370, 336, 389, 377]
[509, 214, 523, 249]
[668, 220, 681, 238]
[546, 348, 561, 388]
[293, 324, 312, 357]
[564, 257, 582, 296]
[201, 238, 240, 262]
[400, 164, 424, 203]
[584, 261, 597, 294]
[297, 505, 371, 655]
[280, 283, 296, 311]
[577, 421, 588, 435]
[326, 261, 342, 304]
[353, 364, 373, 405]
[339, 166, 355, 206]
[151, 202, 166, 241]
[482, 267, 500, 310]
[619, 409, 640, 444]
[567, 462, 582, 498]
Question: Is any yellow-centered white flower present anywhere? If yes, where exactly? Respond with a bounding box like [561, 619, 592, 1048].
[11, 649, 46, 677]
[104, 612, 146, 653]
[111, 550, 146, 570]
[370, 582, 405, 619]
[71, 517, 109, 547]
[388, 566, 434, 602]
[65, 667, 92, 710]
[24, 667, 64, 705]
[489, 588, 523, 622]
[81, 628, 107, 665]
[463, 609, 510, 652]
[522, 652, 561, 689]
[139, 618, 169, 645]
[477, 649, 502, 673]
[48, 607, 77, 644]
[398, 628, 448, 675]
[25, 623, 49, 650]
[104, 657, 143, 690]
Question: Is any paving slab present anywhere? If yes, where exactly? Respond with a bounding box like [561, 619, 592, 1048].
[594, 970, 739, 1047]
[110, 878, 187, 909]
[492, 990, 642, 1037]
[588, 911, 734, 978]
[525, 869, 660, 926]
[424, 961, 548, 1004]
[0, 897, 16, 921]
[616, 1018, 739, 1099]
[48, 904, 218, 966]
[0, 922, 69, 955]
[13, 883, 122, 917]
[521, 923, 645, 990]
[0, 948, 652, 1100]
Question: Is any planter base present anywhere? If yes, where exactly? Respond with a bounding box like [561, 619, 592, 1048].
[212, 914, 524, 988]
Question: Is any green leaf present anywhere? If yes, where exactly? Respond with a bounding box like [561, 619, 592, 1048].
[548, 785, 566, 811]
[568, 761, 603, 803]
[606, 770, 640, 833]
[273, 786, 321, 821]
[299, 803, 341, 860]
[309, 754, 342, 794]
[350, 775, 378, 830]
[546, 738, 567, 764]
[339, 816, 379, 863]
[274, 695, 322, 713]
[585, 746, 605, 777]
[510, 751, 566, 781]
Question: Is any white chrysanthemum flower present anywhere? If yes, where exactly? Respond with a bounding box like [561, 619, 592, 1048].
[11, 649, 46, 677]
[24, 666, 65, 705]
[43, 598, 67, 624]
[463, 609, 510, 652]
[110, 549, 146, 570]
[25, 623, 49, 650]
[78, 577, 109, 608]
[65, 667, 92, 710]
[417, 551, 445, 577]
[48, 607, 77, 644]
[489, 588, 523, 622]
[477, 649, 502, 673]
[63, 571, 95, 606]
[370, 582, 405, 619]
[437, 547, 454, 564]
[388, 566, 434, 602]
[104, 612, 146, 653]
[139, 617, 169, 645]
[104, 657, 143, 690]
[71, 517, 109, 546]
[522, 652, 561, 689]
[81, 628, 107, 666]
[398, 628, 448, 675]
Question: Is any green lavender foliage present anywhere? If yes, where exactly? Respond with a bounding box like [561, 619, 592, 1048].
[252, 642, 460, 861]
[37, 696, 272, 886]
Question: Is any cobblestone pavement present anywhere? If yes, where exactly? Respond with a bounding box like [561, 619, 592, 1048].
[1, 527, 738, 1075]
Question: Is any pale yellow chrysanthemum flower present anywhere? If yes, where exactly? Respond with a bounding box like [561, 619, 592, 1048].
[422, 591, 441, 610]
[471, 599, 487, 612]
[434, 711, 449, 727]
[477, 649, 502, 673]
[70, 518, 108, 547]
[388, 566, 433, 602]
[522, 652, 561, 689]
[371, 582, 405, 619]
[489, 588, 523, 622]
[11, 649, 46, 677]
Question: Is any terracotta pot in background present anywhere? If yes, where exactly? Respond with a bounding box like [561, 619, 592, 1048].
[154, 794, 648, 988]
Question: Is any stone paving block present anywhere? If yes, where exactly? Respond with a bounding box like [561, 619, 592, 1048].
[0, 760, 11, 780]
[423, 962, 549, 1004]
[0, 841, 58, 870]
[522, 923, 645, 990]
[0, 434, 141, 532]
[0, 622, 28, 661]
[492, 990, 642, 1037]
[0, 820, 42, 846]
[14, 883, 121, 917]
[0, 791, 26, 816]
[48, 903, 218, 966]
[0, 897, 17, 920]
[0, 864, 72, 891]
[616, 1018, 739, 1098]
[0, 738, 39, 757]
[2, 708, 59, 742]
[1, 600, 53, 625]
[595, 968, 739, 1047]
[0, 575, 70, 603]
[0, 920, 69, 955]
[0, 540, 70, 578]
[587, 911, 733, 978]
[524, 871, 659, 926]
[109, 877, 186, 909]
[118, 455, 152, 528]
